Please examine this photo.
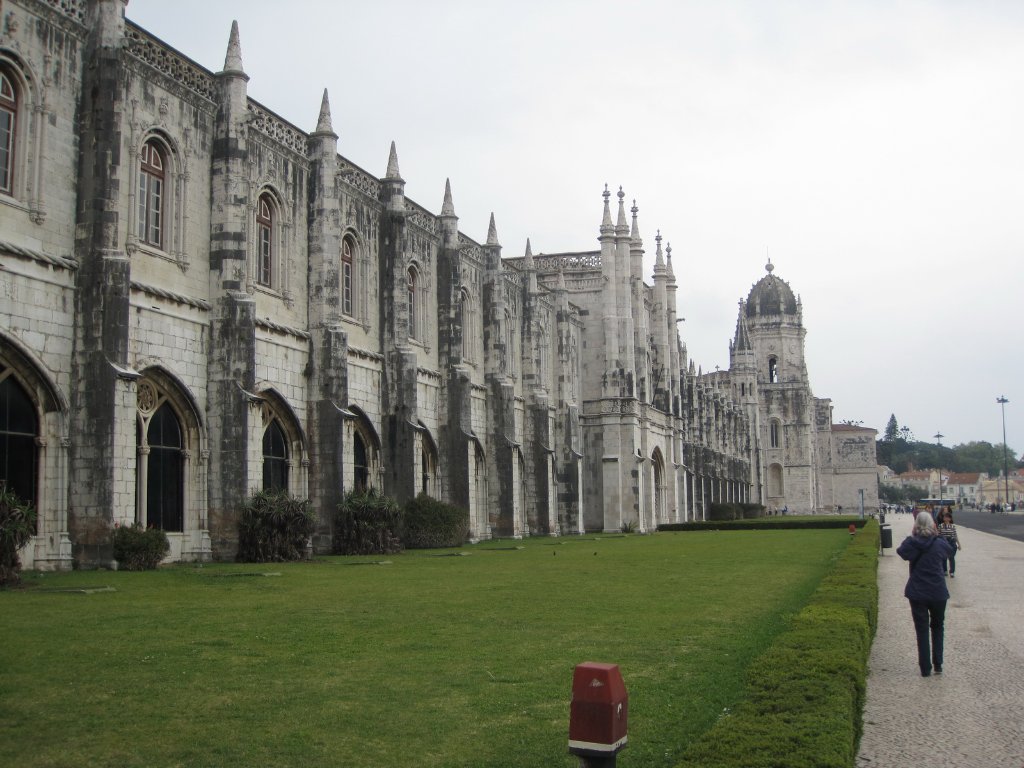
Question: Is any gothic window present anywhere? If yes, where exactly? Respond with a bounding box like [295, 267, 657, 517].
[505, 310, 515, 376]
[770, 420, 781, 448]
[262, 418, 288, 491]
[0, 371, 38, 507]
[407, 266, 418, 340]
[341, 236, 355, 316]
[419, 428, 438, 497]
[460, 290, 472, 361]
[257, 193, 274, 287]
[136, 139, 166, 248]
[768, 356, 778, 383]
[652, 448, 665, 525]
[353, 430, 368, 492]
[0, 67, 17, 196]
[145, 402, 183, 532]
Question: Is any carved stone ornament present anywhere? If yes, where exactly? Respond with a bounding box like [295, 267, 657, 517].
[137, 380, 158, 414]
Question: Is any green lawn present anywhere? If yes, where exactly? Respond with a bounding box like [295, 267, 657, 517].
[1, 529, 851, 768]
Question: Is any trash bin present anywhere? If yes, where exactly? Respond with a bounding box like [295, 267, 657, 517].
[879, 511, 886, 525]
[880, 524, 893, 549]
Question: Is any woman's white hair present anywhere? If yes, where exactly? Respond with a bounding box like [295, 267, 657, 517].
[914, 512, 938, 537]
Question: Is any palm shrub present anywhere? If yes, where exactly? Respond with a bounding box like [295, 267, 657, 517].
[237, 490, 315, 563]
[113, 523, 170, 571]
[333, 489, 403, 555]
[402, 493, 469, 549]
[0, 486, 37, 587]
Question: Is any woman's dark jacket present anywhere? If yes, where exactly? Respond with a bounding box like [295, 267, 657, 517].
[897, 534, 952, 603]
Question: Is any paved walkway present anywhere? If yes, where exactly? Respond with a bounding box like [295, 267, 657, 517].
[857, 513, 1024, 768]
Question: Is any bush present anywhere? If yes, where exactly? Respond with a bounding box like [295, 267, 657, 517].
[333, 489, 403, 555]
[739, 502, 765, 519]
[708, 502, 743, 521]
[113, 523, 170, 571]
[237, 490, 315, 563]
[402, 493, 469, 549]
[0, 486, 37, 587]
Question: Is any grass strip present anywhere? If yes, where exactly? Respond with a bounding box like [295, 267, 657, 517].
[675, 521, 879, 768]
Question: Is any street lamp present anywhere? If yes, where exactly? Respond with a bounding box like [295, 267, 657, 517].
[934, 432, 944, 503]
[998, 396, 1010, 511]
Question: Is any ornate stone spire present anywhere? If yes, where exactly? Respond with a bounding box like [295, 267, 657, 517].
[601, 184, 613, 233]
[385, 141, 402, 180]
[524, 238, 533, 264]
[666, 242, 675, 278]
[486, 212, 499, 246]
[222, 20, 244, 75]
[654, 230, 665, 268]
[314, 88, 334, 135]
[441, 178, 456, 217]
[616, 187, 628, 232]
[630, 200, 641, 241]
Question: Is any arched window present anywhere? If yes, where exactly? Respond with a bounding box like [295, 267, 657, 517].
[770, 419, 781, 449]
[257, 193, 274, 287]
[652, 448, 665, 525]
[460, 290, 472, 361]
[353, 430, 368, 492]
[145, 402, 183, 531]
[768, 356, 778, 383]
[341, 236, 355, 316]
[0, 371, 38, 506]
[263, 419, 288, 491]
[0, 67, 17, 196]
[419, 428, 438, 497]
[407, 266, 418, 339]
[137, 139, 165, 247]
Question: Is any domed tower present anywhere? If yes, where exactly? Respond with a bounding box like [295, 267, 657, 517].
[738, 260, 819, 513]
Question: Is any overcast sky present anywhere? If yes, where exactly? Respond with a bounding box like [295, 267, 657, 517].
[127, 0, 1024, 456]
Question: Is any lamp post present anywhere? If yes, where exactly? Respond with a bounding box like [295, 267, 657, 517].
[998, 396, 1010, 511]
[934, 432, 944, 503]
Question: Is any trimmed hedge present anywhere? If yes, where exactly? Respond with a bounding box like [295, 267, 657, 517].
[674, 520, 879, 768]
[237, 490, 315, 563]
[333, 489, 403, 556]
[402, 493, 469, 549]
[113, 523, 170, 571]
[659, 517, 868, 532]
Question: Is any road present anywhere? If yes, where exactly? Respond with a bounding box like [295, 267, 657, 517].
[885, 509, 1024, 543]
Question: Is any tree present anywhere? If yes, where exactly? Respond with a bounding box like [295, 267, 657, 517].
[883, 415, 899, 442]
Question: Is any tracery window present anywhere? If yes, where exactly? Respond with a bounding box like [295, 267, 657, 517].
[768, 356, 778, 383]
[257, 194, 274, 287]
[770, 419, 781, 449]
[263, 418, 288, 492]
[460, 290, 473, 361]
[137, 139, 166, 247]
[0, 68, 17, 196]
[144, 402, 183, 531]
[0, 370, 38, 507]
[341, 236, 355, 316]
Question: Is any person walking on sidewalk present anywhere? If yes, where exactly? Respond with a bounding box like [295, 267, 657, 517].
[937, 510, 961, 577]
[897, 512, 953, 677]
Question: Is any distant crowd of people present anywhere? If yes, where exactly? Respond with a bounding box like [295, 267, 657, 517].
[880, 501, 1018, 514]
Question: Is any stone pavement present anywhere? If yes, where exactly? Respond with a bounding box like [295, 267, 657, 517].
[856, 512, 1024, 768]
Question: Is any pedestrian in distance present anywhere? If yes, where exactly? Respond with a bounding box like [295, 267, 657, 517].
[937, 510, 961, 578]
[897, 512, 953, 677]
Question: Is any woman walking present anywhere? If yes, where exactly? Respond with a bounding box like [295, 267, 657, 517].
[897, 512, 953, 676]
[937, 510, 961, 577]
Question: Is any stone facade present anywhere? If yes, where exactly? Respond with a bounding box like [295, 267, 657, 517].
[0, 1, 866, 570]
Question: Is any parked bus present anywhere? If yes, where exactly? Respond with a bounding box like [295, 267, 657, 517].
[916, 498, 955, 519]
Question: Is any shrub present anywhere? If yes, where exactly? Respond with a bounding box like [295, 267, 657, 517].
[333, 489, 403, 555]
[402, 493, 469, 549]
[0, 486, 37, 587]
[708, 502, 743, 521]
[113, 523, 170, 571]
[739, 502, 765, 519]
[237, 490, 315, 563]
